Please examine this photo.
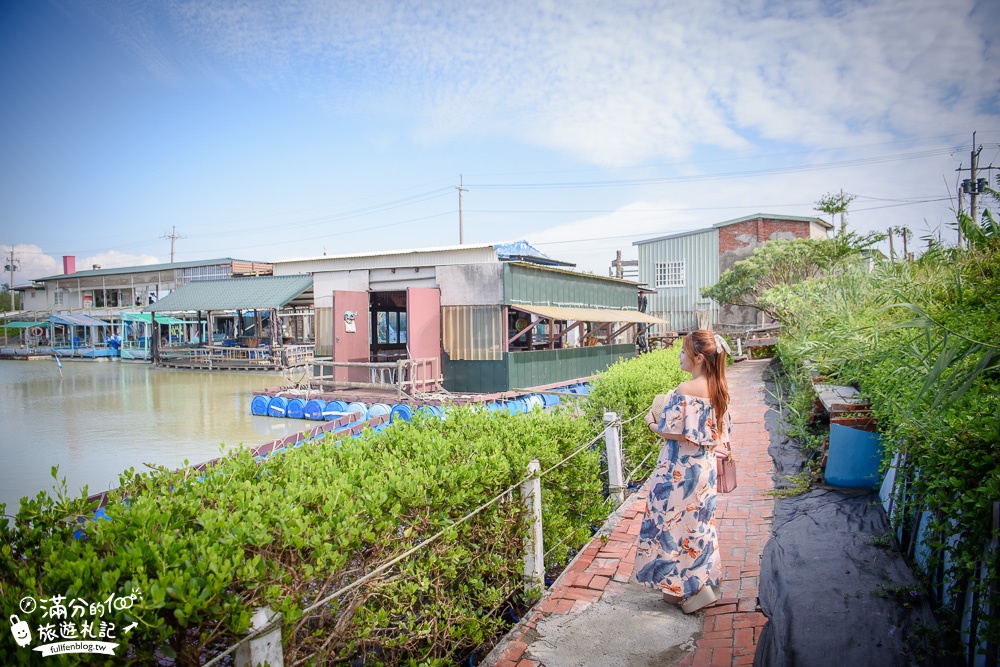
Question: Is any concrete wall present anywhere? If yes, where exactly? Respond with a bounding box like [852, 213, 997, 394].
[437, 264, 503, 306]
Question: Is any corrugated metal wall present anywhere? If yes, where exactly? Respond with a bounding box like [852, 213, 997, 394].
[503, 263, 636, 309]
[507, 344, 634, 390]
[443, 344, 634, 393]
[637, 229, 719, 332]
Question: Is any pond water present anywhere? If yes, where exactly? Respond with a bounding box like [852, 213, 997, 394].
[0, 359, 297, 516]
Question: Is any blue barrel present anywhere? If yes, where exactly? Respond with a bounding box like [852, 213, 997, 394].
[525, 395, 544, 411]
[389, 404, 412, 423]
[321, 400, 348, 420]
[542, 394, 560, 408]
[368, 403, 391, 419]
[485, 401, 504, 411]
[825, 424, 884, 489]
[346, 402, 368, 421]
[267, 396, 288, 417]
[250, 395, 270, 416]
[303, 399, 326, 420]
[286, 398, 306, 419]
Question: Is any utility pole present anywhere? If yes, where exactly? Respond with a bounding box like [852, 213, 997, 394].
[4, 247, 19, 312]
[456, 176, 467, 245]
[970, 132, 982, 226]
[161, 226, 184, 263]
[887, 227, 895, 260]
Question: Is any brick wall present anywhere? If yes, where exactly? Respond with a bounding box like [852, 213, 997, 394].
[718, 217, 816, 327]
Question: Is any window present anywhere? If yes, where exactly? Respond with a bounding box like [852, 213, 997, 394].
[53, 290, 63, 306]
[655, 260, 685, 288]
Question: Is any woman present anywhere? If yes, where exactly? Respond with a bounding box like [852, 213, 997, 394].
[634, 330, 732, 614]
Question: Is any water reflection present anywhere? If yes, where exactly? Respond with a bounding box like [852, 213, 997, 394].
[0, 359, 293, 515]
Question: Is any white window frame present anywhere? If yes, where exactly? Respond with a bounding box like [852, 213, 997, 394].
[654, 260, 686, 288]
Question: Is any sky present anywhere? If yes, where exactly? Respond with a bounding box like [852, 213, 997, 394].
[1, 0, 999, 285]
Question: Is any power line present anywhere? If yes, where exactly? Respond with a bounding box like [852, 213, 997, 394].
[466, 148, 957, 189]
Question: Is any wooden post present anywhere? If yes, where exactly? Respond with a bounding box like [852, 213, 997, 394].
[521, 459, 545, 594]
[604, 412, 624, 506]
[234, 606, 282, 667]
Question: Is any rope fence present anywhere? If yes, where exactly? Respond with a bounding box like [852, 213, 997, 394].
[202, 419, 630, 666]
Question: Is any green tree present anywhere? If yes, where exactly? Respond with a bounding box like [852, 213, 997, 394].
[701, 232, 883, 319]
[815, 190, 857, 236]
[0, 283, 19, 311]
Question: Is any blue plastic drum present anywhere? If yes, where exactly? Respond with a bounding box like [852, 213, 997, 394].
[346, 402, 368, 421]
[303, 399, 326, 420]
[321, 400, 348, 420]
[389, 404, 412, 423]
[525, 395, 544, 411]
[286, 398, 306, 419]
[267, 396, 288, 417]
[368, 403, 391, 419]
[251, 395, 270, 416]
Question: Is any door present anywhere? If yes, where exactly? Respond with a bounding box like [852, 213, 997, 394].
[406, 287, 441, 392]
[331, 290, 370, 383]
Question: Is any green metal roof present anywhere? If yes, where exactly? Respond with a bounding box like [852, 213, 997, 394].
[122, 312, 187, 324]
[145, 275, 313, 312]
[2, 321, 47, 329]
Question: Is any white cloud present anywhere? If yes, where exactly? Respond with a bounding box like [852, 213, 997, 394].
[113, 0, 998, 166]
[80, 251, 160, 271]
[0, 245, 60, 286]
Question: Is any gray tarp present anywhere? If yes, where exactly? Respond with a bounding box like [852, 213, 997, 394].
[754, 362, 944, 667]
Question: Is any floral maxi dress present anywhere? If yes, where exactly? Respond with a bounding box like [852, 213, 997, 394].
[634, 391, 732, 598]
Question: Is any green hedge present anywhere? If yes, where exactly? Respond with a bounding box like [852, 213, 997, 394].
[1, 407, 604, 666]
[760, 239, 1000, 655]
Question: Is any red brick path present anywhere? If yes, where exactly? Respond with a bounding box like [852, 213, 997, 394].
[492, 360, 775, 667]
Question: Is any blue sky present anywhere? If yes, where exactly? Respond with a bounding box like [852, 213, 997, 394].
[2, 0, 999, 283]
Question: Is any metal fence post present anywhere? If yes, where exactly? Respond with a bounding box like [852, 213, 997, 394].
[234, 606, 282, 667]
[604, 412, 624, 507]
[521, 459, 545, 594]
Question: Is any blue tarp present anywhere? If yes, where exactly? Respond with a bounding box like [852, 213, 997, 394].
[494, 240, 550, 260]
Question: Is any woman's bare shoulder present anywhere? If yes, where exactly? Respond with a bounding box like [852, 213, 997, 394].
[674, 379, 710, 399]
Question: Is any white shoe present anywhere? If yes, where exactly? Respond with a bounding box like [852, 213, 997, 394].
[680, 585, 718, 614]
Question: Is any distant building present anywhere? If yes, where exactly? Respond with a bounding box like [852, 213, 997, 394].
[274, 241, 664, 393]
[24, 256, 272, 315]
[634, 214, 832, 331]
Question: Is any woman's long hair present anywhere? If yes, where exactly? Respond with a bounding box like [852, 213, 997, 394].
[684, 330, 729, 418]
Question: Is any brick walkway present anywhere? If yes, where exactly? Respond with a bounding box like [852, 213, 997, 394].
[491, 360, 775, 667]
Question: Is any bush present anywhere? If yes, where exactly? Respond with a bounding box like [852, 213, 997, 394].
[0, 407, 603, 666]
[762, 238, 1000, 657]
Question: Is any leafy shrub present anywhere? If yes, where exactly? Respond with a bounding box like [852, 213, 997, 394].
[762, 237, 1000, 656]
[0, 407, 603, 666]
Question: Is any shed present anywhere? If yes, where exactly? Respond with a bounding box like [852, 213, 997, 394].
[145, 275, 314, 370]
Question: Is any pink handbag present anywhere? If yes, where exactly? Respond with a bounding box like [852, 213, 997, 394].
[716, 442, 737, 493]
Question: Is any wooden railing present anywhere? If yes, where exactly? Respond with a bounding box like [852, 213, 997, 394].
[309, 357, 441, 398]
[157, 344, 315, 370]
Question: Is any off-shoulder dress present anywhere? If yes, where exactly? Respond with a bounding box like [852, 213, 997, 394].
[634, 390, 733, 598]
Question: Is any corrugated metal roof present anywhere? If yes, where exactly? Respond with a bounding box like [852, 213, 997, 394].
[36, 258, 263, 281]
[713, 213, 833, 229]
[122, 313, 186, 324]
[2, 321, 47, 328]
[276, 243, 498, 265]
[51, 313, 112, 326]
[633, 226, 715, 246]
[145, 275, 313, 312]
[513, 304, 669, 325]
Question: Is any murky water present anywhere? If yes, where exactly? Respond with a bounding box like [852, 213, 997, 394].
[0, 359, 296, 516]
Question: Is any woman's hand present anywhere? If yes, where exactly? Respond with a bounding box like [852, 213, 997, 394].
[645, 410, 660, 434]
